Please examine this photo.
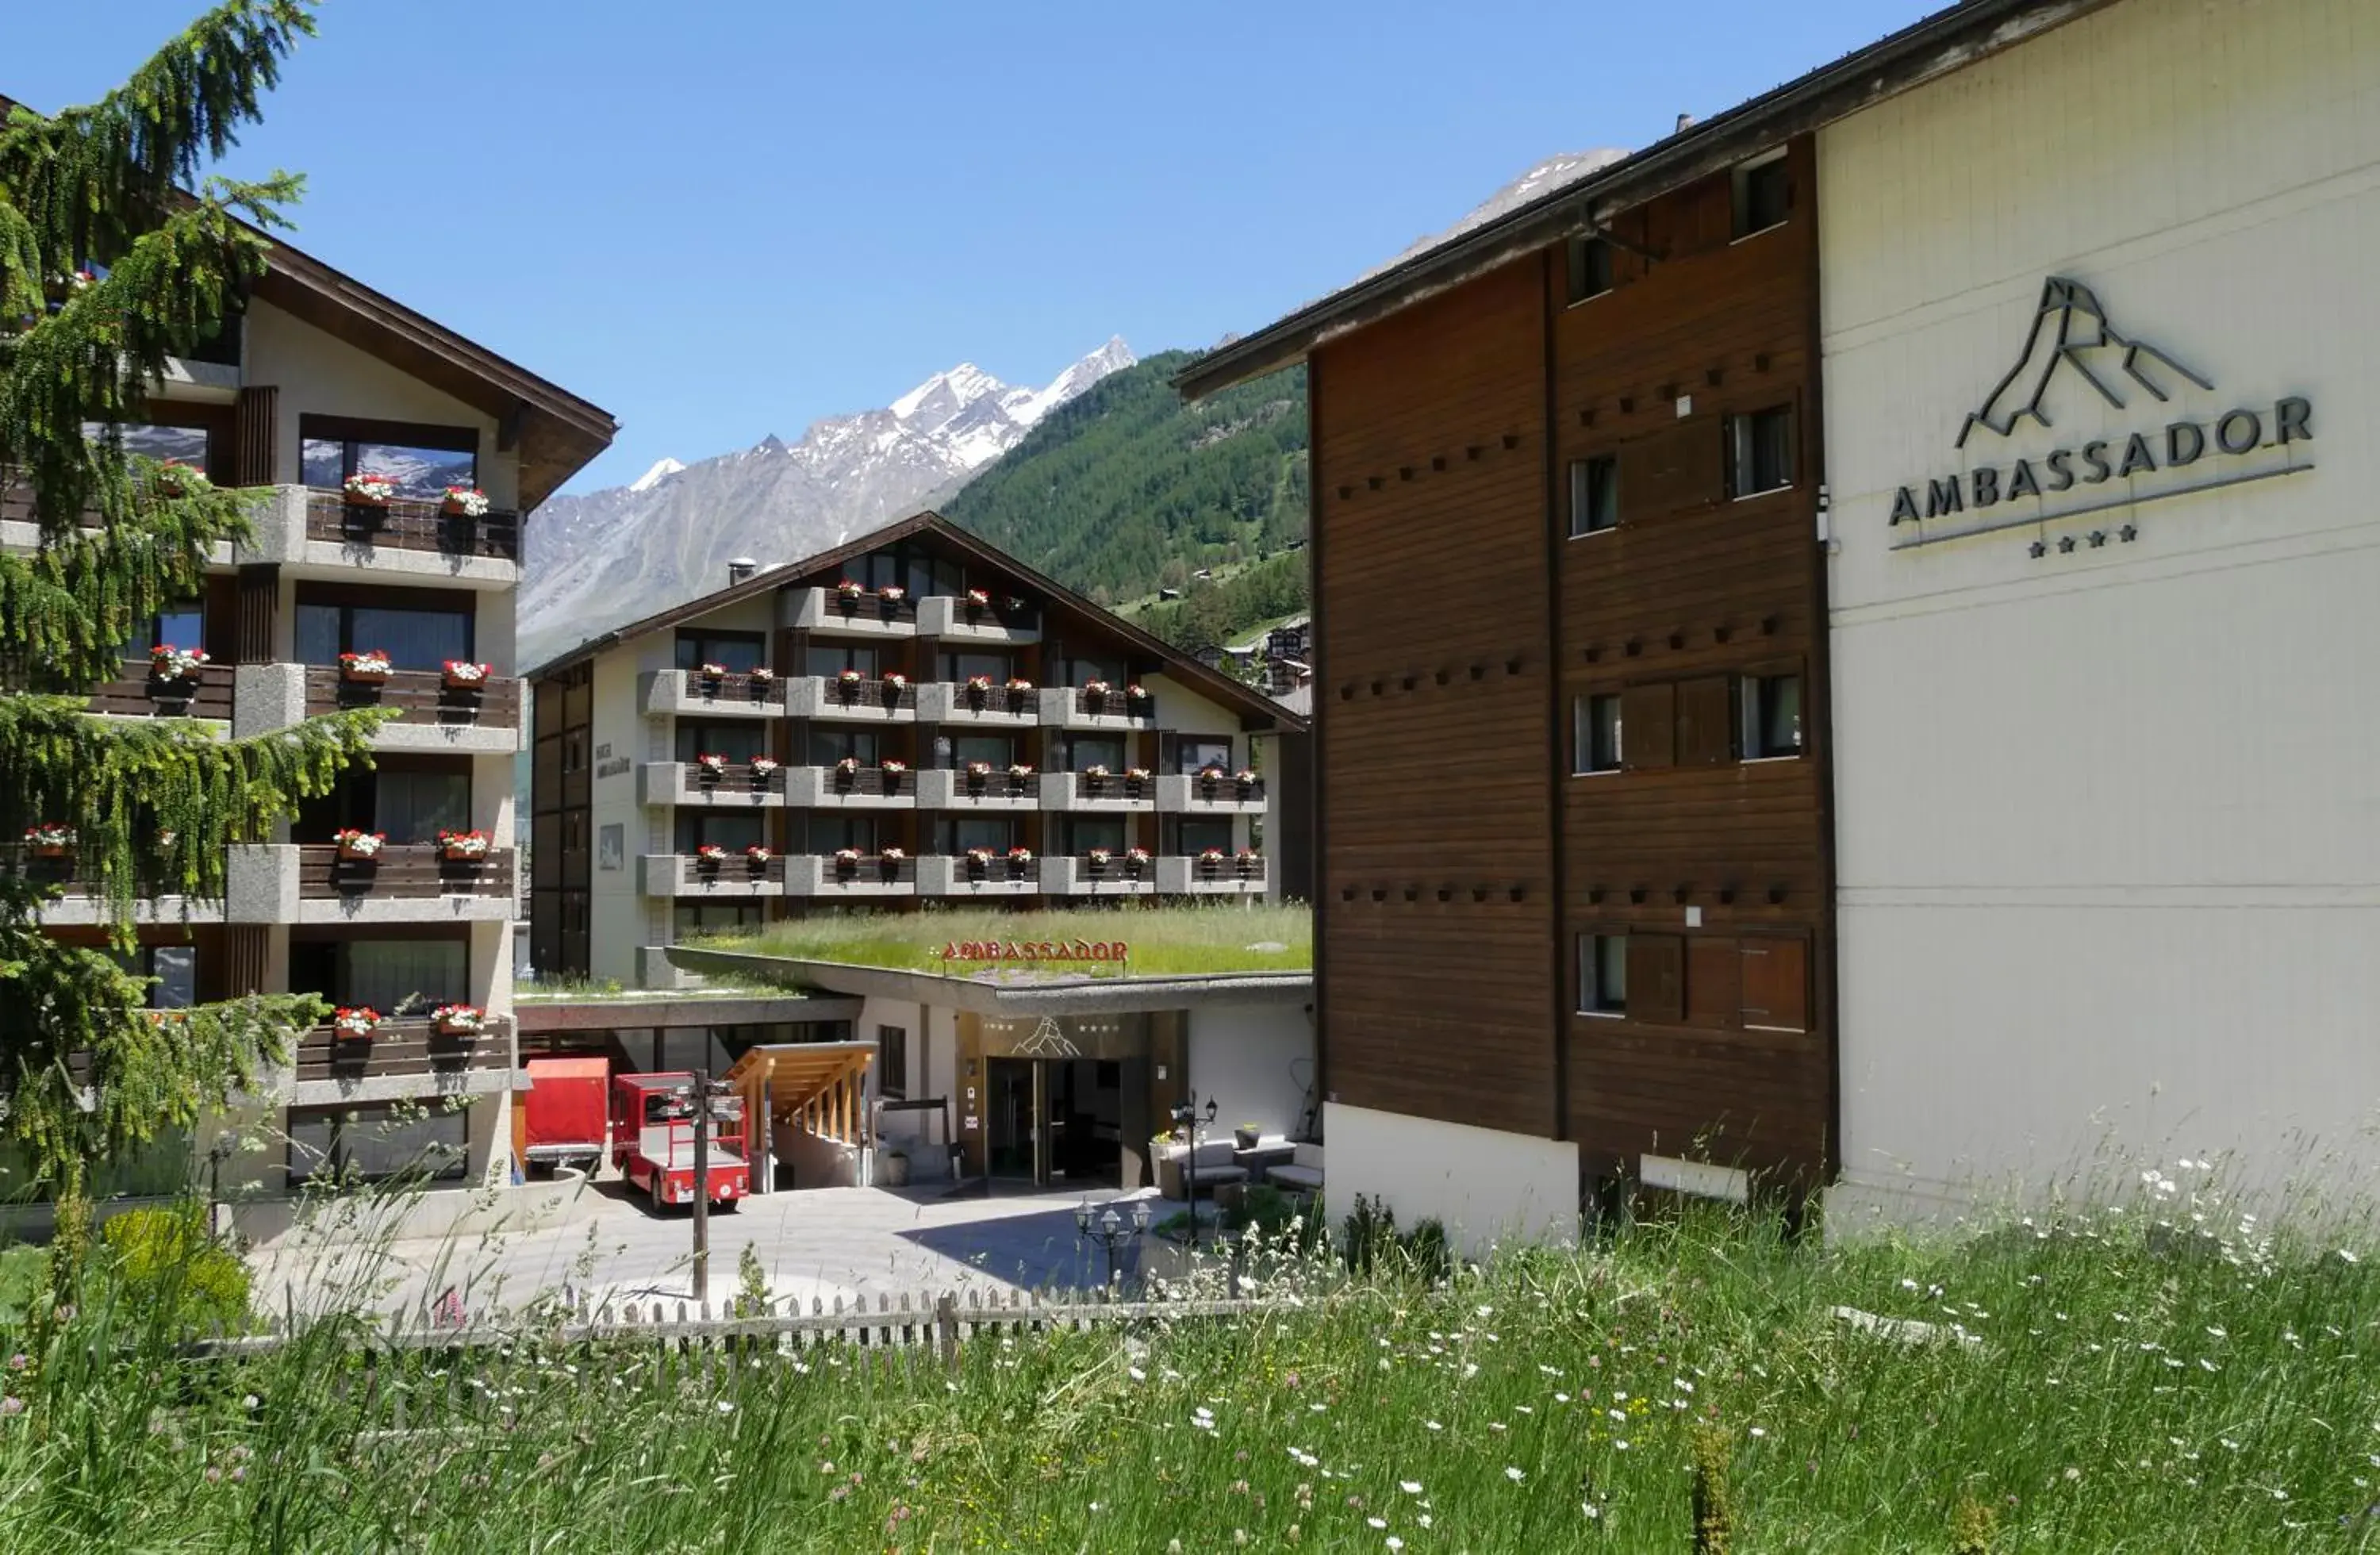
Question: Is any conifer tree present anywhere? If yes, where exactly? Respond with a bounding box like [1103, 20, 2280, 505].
[0, 1, 389, 1246]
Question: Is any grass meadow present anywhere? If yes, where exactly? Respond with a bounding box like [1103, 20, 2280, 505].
[701, 900, 1313, 979]
[4, 1168, 2379, 1552]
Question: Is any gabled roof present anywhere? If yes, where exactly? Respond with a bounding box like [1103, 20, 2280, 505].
[524, 509, 1309, 733]
[1175, 0, 2114, 400]
[0, 92, 618, 509]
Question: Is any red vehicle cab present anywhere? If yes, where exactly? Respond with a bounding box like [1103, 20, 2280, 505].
[608, 1071, 749, 1211]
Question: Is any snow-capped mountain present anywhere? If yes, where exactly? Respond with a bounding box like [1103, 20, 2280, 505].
[519, 339, 1135, 666]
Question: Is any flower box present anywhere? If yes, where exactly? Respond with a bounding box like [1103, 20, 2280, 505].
[1126, 683, 1151, 708]
[341, 473, 397, 508]
[1081, 678, 1111, 711]
[879, 759, 907, 792]
[965, 674, 994, 709]
[149, 643, 209, 682]
[834, 757, 862, 790]
[1081, 764, 1110, 793]
[696, 662, 728, 683]
[1087, 847, 1112, 876]
[748, 756, 780, 785]
[440, 659, 491, 691]
[1006, 846, 1035, 880]
[1197, 847, 1227, 877]
[332, 1006, 382, 1040]
[339, 651, 393, 684]
[963, 587, 992, 616]
[833, 847, 862, 877]
[695, 753, 729, 782]
[748, 666, 776, 685]
[333, 828, 386, 862]
[835, 669, 865, 704]
[436, 828, 491, 862]
[1234, 768, 1260, 794]
[879, 847, 907, 880]
[1196, 766, 1226, 797]
[154, 460, 209, 500]
[440, 486, 489, 519]
[1124, 766, 1151, 797]
[695, 844, 729, 869]
[881, 672, 908, 706]
[965, 846, 996, 877]
[1005, 678, 1035, 696]
[1007, 762, 1035, 794]
[22, 823, 74, 858]
[1125, 846, 1151, 879]
[835, 579, 863, 614]
[1237, 848, 1263, 877]
[430, 1004, 485, 1037]
[744, 845, 774, 869]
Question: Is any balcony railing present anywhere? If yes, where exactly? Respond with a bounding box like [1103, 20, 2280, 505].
[911, 682, 1038, 723]
[1155, 854, 1270, 895]
[915, 594, 1042, 640]
[304, 666, 522, 731]
[640, 667, 787, 719]
[915, 854, 1041, 895]
[784, 586, 919, 634]
[87, 666, 235, 721]
[914, 767, 1039, 809]
[294, 1018, 514, 1085]
[783, 764, 917, 807]
[785, 853, 919, 896]
[1040, 853, 1157, 896]
[1038, 686, 1157, 729]
[1039, 770, 1157, 812]
[1155, 772, 1267, 813]
[6, 844, 217, 923]
[302, 490, 521, 562]
[645, 853, 787, 898]
[787, 674, 917, 723]
[298, 843, 515, 900]
[639, 760, 787, 808]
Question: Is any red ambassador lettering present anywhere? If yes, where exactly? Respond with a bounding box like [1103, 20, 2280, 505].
[935, 939, 1130, 963]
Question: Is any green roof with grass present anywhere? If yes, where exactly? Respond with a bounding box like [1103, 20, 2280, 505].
[693, 903, 1310, 981]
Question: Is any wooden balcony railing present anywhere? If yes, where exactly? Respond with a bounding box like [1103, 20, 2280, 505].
[87, 666, 235, 721]
[294, 1019, 512, 1083]
[298, 843, 515, 900]
[816, 678, 916, 714]
[303, 666, 522, 729]
[302, 491, 521, 562]
[818, 592, 919, 628]
[674, 854, 788, 890]
[820, 765, 910, 800]
[818, 854, 919, 887]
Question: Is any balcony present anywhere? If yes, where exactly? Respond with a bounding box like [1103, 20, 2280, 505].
[1155, 854, 1270, 897]
[785, 674, 916, 724]
[294, 666, 521, 753]
[910, 681, 1038, 726]
[234, 843, 517, 924]
[225, 488, 524, 586]
[10, 847, 221, 926]
[638, 761, 788, 808]
[640, 852, 786, 900]
[639, 667, 786, 720]
[913, 767, 1038, 812]
[915, 854, 1041, 897]
[1155, 772, 1267, 816]
[1038, 770, 1157, 813]
[781, 764, 917, 809]
[290, 1016, 517, 1105]
[782, 586, 918, 637]
[1038, 686, 1156, 731]
[86, 665, 235, 724]
[785, 853, 918, 899]
[1039, 854, 1157, 897]
[916, 594, 1041, 644]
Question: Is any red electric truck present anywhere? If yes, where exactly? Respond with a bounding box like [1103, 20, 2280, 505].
[608, 1070, 749, 1211]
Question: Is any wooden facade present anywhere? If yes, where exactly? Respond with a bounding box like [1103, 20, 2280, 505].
[1309, 136, 1835, 1201]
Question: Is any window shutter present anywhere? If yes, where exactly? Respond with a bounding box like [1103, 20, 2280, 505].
[1739, 937, 1810, 1032]
[1621, 682, 1676, 770]
[1626, 934, 1685, 1023]
[232, 385, 277, 486]
[1685, 936, 1741, 1029]
[1676, 675, 1736, 766]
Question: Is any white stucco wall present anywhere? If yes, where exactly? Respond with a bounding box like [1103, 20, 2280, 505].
[1189, 1000, 1315, 1142]
[1818, 0, 2380, 1217]
[585, 643, 646, 988]
[1324, 1103, 1579, 1258]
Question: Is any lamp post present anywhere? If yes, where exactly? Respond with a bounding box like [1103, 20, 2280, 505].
[1169, 1092, 1221, 1250]
[1073, 1198, 1153, 1292]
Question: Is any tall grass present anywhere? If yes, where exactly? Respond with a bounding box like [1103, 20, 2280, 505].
[0, 1177, 2375, 1550]
[702, 900, 1313, 979]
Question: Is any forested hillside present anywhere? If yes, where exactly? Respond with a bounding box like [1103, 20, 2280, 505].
[943, 351, 1308, 648]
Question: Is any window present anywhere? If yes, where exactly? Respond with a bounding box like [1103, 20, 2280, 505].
[939, 649, 1010, 683]
[1061, 816, 1128, 854]
[675, 720, 770, 764]
[1068, 655, 1127, 688]
[676, 630, 765, 674]
[807, 727, 881, 766]
[288, 1102, 467, 1187]
[673, 811, 766, 854]
[1168, 816, 1234, 855]
[1573, 693, 1622, 774]
[1732, 153, 1790, 238]
[673, 900, 767, 939]
[115, 944, 198, 1009]
[1726, 407, 1794, 497]
[1177, 739, 1233, 775]
[345, 939, 469, 1012]
[805, 642, 879, 678]
[1565, 235, 1614, 303]
[952, 733, 1019, 770]
[1741, 673, 1802, 758]
[1568, 455, 1619, 537]
[296, 602, 472, 671]
[933, 816, 1019, 854]
[1066, 735, 1127, 772]
[299, 417, 478, 502]
[877, 1026, 908, 1100]
[1577, 934, 1626, 1015]
[374, 769, 470, 844]
[800, 812, 879, 854]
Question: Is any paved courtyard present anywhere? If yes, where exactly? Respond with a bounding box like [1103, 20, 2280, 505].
[248, 1180, 1219, 1323]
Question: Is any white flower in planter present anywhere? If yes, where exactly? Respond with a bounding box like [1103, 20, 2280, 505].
[440, 485, 490, 518]
[341, 473, 397, 505]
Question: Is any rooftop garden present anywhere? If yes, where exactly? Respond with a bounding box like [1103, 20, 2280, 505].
[691, 902, 1311, 981]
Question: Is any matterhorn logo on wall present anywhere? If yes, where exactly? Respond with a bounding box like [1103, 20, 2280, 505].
[1888, 276, 2314, 553]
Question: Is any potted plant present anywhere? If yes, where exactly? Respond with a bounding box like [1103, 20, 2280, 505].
[748, 665, 776, 687]
[431, 1003, 485, 1038]
[1081, 678, 1111, 712]
[332, 1005, 382, 1041]
[1234, 767, 1260, 797]
[879, 1146, 912, 1188]
[1237, 847, 1263, 878]
[341, 472, 397, 508]
[440, 485, 490, 518]
[23, 823, 74, 858]
[1126, 682, 1152, 712]
[880, 846, 908, 879]
[1081, 763, 1110, 794]
[965, 845, 995, 878]
[339, 649, 393, 685]
[834, 755, 862, 791]
[693, 752, 728, 785]
[1006, 845, 1034, 880]
[1197, 764, 1225, 800]
[333, 827, 386, 862]
[149, 643, 209, 683]
[836, 667, 865, 704]
[1125, 845, 1150, 879]
[965, 674, 994, 710]
[1087, 847, 1112, 877]
[744, 844, 773, 871]
[153, 460, 209, 499]
[748, 754, 780, 787]
[876, 583, 906, 619]
[879, 758, 908, 793]
[881, 670, 908, 707]
[1005, 676, 1035, 700]
[835, 578, 865, 612]
[1008, 761, 1035, 795]
[833, 847, 862, 877]
[963, 586, 992, 618]
[1234, 1123, 1264, 1150]
[964, 759, 992, 795]
[695, 843, 730, 871]
[441, 658, 491, 691]
[696, 661, 728, 685]
[1124, 765, 1151, 798]
[1197, 845, 1226, 877]
[436, 827, 491, 862]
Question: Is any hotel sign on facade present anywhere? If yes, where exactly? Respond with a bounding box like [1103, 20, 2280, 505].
[1884, 277, 2314, 551]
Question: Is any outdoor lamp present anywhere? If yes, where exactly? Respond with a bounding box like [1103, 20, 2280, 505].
[1073, 1201, 1092, 1237]
[1099, 1206, 1122, 1236]
[1130, 1200, 1153, 1233]
[1203, 1097, 1219, 1125]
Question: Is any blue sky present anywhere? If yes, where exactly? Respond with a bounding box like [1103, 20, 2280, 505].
[16, 1, 1922, 491]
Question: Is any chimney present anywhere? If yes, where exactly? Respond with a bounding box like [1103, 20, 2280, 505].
[1676, 112, 1695, 132]
[727, 556, 758, 586]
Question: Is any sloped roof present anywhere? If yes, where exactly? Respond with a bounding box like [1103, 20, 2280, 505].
[1176, 0, 2114, 400]
[524, 509, 1308, 733]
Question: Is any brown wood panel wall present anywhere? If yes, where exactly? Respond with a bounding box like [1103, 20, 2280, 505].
[236, 565, 278, 665]
[1307, 135, 1836, 1199]
[232, 386, 277, 487]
